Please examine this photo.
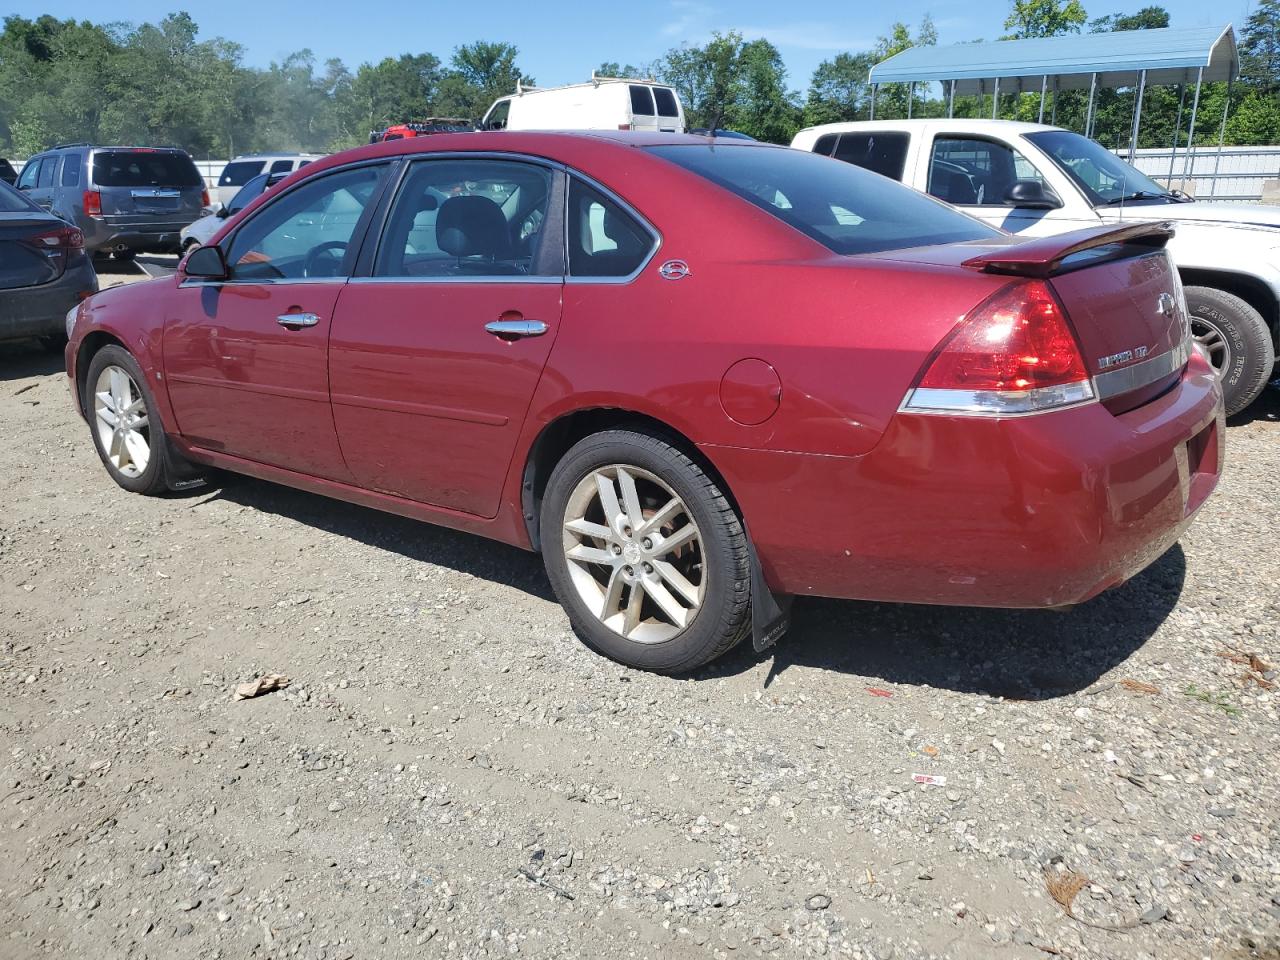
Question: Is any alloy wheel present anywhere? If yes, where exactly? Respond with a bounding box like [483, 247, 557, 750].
[93, 365, 151, 478]
[1190, 316, 1231, 376]
[561, 465, 706, 644]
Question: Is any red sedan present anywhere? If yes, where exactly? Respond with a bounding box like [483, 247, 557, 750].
[65, 132, 1224, 673]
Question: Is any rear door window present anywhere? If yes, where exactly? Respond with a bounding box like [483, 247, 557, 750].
[653, 87, 679, 118]
[812, 134, 839, 156]
[218, 160, 266, 187]
[37, 158, 56, 188]
[832, 133, 910, 181]
[629, 86, 656, 116]
[567, 179, 654, 278]
[92, 151, 202, 187]
[60, 153, 81, 186]
[373, 158, 554, 278]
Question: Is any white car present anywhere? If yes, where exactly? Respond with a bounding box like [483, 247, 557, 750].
[182, 170, 288, 251]
[480, 76, 685, 134]
[792, 119, 1278, 415]
[214, 153, 322, 209]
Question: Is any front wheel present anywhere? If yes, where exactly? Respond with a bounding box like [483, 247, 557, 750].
[1183, 285, 1275, 416]
[540, 429, 751, 673]
[84, 345, 169, 495]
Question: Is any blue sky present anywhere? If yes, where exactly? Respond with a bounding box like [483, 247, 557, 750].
[11, 0, 1250, 88]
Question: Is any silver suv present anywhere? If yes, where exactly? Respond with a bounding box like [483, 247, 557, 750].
[15, 144, 206, 259]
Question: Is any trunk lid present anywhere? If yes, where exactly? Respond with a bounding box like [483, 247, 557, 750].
[962, 222, 1189, 411]
[0, 213, 67, 289]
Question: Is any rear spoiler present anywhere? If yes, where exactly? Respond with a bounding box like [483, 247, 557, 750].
[962, 222, 1174, 278]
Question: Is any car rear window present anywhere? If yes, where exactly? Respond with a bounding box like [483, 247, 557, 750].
[653, 87, 679, 118]
[218, 160, 266, 187]
[630, 85, 656, 116]
[0, 180, 40, 213]
[649, 144, 1000, 256]
[93, 150, 202, 188]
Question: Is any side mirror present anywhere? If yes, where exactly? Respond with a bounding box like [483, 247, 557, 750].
[1006, 180, 1061, 210]
[217, 205, 232, 219]
[184, 244, 228, 280]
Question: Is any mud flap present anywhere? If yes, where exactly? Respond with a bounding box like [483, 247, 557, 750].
[746, 533, 792, 653]
[162, 436, 209, 492]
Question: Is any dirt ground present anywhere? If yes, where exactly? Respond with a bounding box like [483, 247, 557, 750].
[1, 270, 1278, 960]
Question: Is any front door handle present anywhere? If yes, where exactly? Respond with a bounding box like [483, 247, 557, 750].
[485, 319, 548, 340]
[277, 312, 319, 329]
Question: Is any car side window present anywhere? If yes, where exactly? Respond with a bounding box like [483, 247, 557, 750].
[373, 158, 553, 278]
[813, 134, 839, 156]
[929, 137, 1048, 206]
[832, 133, 909, 181]
[60, 153, 81, 187]
[225, 165, 387, 281]
[16, 159, 40, 190]
[567, 179, 654, 279]
[269, 160, 294, 175]
[37, 157, 57, 189]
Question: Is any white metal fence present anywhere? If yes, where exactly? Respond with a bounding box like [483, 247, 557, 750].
[1124, 145, 1280, 202]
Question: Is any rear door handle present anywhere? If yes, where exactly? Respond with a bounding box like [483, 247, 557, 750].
[485, 319, 548, 340]
[277, 312, 320, 329]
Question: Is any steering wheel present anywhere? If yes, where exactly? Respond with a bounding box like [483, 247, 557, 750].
[303, 241, 348, 278]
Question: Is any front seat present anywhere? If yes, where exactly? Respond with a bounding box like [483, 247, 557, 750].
[436, 195, 519, 274]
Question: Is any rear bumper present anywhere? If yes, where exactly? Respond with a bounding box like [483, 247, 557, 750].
[0, 257, 98, 342]
[711, 349, 1225, 608]
[81, 217, 192, 253]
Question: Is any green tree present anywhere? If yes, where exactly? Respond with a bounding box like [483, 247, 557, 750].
[1089, 6, 1169, 32]
[1240, 0, 1280, 94]
[1002, 0, 1087, 39]
[804, 52, 875, 126]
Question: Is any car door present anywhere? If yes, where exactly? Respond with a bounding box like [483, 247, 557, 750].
[924, 134, 1093, 236]
[328, 156, 563, 518]
[163, 161, 392, 480]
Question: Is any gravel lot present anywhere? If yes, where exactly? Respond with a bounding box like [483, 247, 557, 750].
[2, 270, 1278, 960]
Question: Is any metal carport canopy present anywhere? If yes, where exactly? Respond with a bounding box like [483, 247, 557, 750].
[868, 25, 1238, 95]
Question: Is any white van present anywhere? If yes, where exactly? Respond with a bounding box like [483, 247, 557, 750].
[480, 76, 685, 133]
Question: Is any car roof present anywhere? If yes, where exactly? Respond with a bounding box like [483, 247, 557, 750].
[229, 152, 322, 160]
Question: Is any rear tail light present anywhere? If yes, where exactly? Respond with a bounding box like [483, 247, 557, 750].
[201, 188, 211, 208]
[29, 225, 84, 250]
[618, 123, 632, 130]
[901, 280, 1095, 416]
[83, 190, 102, 217]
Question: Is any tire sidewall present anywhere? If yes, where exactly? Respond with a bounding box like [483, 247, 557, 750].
[85, 345, 167, 494]
[1184, 286, 1275, 415]
[541, 432, 745, 673]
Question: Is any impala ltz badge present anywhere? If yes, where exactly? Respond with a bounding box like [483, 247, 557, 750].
[1097, 345, 1150, 370]
[659, 259, 690, 280]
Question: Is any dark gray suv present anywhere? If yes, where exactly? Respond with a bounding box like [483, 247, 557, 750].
[15, 144, 207, 259]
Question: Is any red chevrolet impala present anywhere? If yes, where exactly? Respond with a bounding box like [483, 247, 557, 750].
[65, 132, 1224, 672]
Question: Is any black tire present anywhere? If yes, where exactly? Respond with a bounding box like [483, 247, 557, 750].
[84, 345, 169, 495]
[540, 428, 751, 673]
[1184, 285, 1275, 416]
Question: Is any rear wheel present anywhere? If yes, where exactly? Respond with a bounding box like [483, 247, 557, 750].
[1184, 285, 1275, 416]
[84, 345, 168, 495]
[540, 429, 751, 673]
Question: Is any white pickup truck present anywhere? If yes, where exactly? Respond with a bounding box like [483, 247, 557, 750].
[792, 119, 1278, 415]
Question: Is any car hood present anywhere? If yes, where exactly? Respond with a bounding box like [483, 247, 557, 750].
[1105, 200, 1280, 231]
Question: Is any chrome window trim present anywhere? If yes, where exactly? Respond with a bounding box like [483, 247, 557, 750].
[178, 276, 349, 289]
[563, 172, 662, 285]
[348, 275, 562, 286]
[1092, 339, 1190, 400]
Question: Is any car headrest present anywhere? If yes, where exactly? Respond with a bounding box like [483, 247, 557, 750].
[437, 195, 510, 260]
[602, 207, 644, 254]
